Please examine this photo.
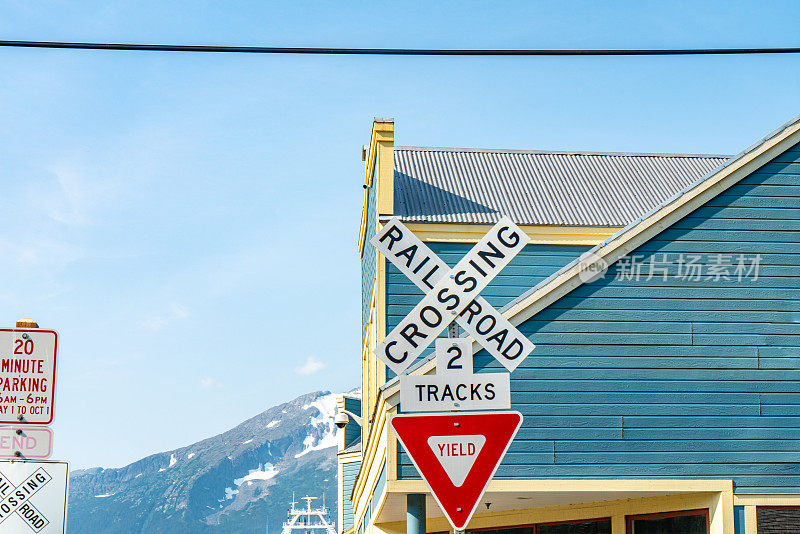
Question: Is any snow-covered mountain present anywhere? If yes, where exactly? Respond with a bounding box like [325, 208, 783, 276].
[68, 390, 340, 533]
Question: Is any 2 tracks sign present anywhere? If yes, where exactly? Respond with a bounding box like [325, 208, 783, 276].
[400, 338, 510, 412]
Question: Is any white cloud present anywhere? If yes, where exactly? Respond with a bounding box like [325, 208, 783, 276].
[0, 237, 83, 276]
[295, 356, 325, 376]
[141, 304, 189, 331]
[40, 164, 117, 227]
[200, 377, 216, 389]
[200, 377, 224, 390]
[45, 166, 91, 225]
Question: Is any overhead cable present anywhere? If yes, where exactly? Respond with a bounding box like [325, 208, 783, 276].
[0, 40, 799, 55]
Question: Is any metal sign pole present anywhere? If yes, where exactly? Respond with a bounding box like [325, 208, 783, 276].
[448, 321, 458, 338]
[407, 494, 426, 534]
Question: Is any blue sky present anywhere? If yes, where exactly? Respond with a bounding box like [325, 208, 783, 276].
[0, 1, 798, 469]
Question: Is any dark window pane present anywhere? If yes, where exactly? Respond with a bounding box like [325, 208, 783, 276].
[757, 507, 800, 534]
[539, 519, 611, 534]
[468, 527, 533, 534]
[631, 514, 706, 534]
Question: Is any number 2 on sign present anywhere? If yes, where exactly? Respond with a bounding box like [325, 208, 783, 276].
[436, 338, 473, 376]
[14, 338, 34, 355]
[446, 346, 463, 370]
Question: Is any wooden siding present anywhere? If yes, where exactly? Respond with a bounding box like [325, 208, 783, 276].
[397, 143, 800, 494]
[341, 460, 361, 531]
[362, 181, 377, 339]
[385, 243, 591, 379]
[343, 397, 361, 449]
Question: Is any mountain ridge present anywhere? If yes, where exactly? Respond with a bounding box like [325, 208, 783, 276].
[68, 390, 342, 533]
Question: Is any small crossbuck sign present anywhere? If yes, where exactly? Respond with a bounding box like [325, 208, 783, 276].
[391, 412, 523, 531]
[371, 217, 535, 375]
[0, 461, 68, 533]
[0, 468, 52, 531]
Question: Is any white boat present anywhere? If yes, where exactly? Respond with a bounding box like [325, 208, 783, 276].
[280, 494, 336, 534]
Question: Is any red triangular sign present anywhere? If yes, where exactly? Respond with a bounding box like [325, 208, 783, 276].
[391, 411, 522, 530]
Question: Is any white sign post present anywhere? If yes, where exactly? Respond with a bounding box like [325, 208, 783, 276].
[371, 217, 534, 375]
[0, 330, 57, 425]
[0, 460, 68, 533]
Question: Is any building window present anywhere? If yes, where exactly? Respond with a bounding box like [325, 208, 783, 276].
[468, 527, 533, 534]
[757, 507, 800, 534]
[467, 518, 610, 534]
[538, 518, 611, 534]
[626, 509, 708, 534]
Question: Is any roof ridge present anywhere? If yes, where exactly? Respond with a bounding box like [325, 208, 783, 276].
[394, 145, 731, 159]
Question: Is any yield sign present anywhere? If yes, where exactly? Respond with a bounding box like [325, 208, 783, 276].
[391, 411, 522, 530]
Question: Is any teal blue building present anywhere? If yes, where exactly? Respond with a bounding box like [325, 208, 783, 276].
[339, 116, 800, 534]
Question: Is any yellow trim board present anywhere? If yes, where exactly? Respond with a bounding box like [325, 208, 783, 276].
[375, 128, 395, 217]
[386, 404, 398, 482]
[359, 120, 394, 257]
[352, 395, 389, 504]
[401, 222, 621, 245]
[387, 478, 732, 494]
[375, 243, 387, 403]
[734, 494, 800, 506]
[744, 506, 756, 534]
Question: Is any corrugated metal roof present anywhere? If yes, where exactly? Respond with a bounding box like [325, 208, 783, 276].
[393, 147, 729, 226]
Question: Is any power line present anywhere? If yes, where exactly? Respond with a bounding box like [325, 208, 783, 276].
[0, 40, 799, 56]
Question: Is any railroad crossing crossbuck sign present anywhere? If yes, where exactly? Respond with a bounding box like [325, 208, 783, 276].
[0, 461, 68, 533]
[371, 216, 535, 375]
